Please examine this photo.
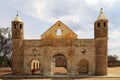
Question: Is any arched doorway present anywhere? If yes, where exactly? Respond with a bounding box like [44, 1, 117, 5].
[31, 60, 41, 75]
[78, 59, 89, 75]
[51, 54, 67, 75]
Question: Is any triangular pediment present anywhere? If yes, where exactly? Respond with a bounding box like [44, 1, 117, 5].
[41, 21, 77, 39]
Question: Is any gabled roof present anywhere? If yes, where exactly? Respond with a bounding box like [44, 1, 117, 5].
[41, 21, 77, 37]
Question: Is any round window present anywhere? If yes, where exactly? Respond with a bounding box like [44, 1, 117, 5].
[33, 49, 37, 54]
[81, 49, 86, 55]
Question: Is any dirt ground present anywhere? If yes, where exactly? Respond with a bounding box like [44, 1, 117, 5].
[0, 67, 120, 80]
[108, 67, 120, 75]
[0, 68, 12, 76]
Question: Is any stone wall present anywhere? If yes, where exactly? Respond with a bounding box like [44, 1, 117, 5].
[12, 39, 24, 75]
[23, 39, 95, 76]
[95, 38, 108, 75]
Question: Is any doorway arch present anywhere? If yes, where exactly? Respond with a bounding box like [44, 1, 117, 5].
[51, 54, 67, 75]
[78, 59, 89, 74]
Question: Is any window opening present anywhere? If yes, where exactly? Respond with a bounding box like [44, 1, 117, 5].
[103, 22, 106, 27]
[20, 24, 22, 29]
[97, 22, 100, 28]
[14, 23, 16, 29]
[57, 29, 62, 36]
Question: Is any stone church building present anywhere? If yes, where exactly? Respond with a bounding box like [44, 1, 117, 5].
[12, 9, 108, 76]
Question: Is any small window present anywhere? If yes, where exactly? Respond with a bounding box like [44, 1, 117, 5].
[81, 49, 86, 53]
[56, 29, 62, 36]
[103, 22, 106, 27]
[14, 23, 16, 29]
[20, 24, 22, 29]
[32, 49, 37, 54]
[31, 60, 39, 70]
[97, 22, 100, 28]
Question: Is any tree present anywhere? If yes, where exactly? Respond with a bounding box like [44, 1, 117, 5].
[108, 55, 118, 67]
[0, 27, 12, 69]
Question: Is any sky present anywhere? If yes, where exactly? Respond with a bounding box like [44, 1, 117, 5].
[0, 0, 120, 59]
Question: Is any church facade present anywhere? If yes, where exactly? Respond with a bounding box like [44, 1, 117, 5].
[12, 9, 108, 76]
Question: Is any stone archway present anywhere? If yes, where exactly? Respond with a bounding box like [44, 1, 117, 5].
[51, 54, 67, 75]
[78, 59, 89, 74]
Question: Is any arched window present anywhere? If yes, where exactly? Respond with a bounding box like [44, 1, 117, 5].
[31, 60, 39, 70]
[97, 22, 100, 28]
[20, 24, 22, 29]
[56, 29, 62, 36]
[103, 22, 106, 27]
[14, 23, 16, 29]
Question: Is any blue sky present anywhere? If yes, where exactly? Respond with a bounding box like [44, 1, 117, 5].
[0, 0, 120, 59]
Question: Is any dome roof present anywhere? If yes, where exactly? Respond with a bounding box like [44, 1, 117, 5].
[97, 8, 107, 20]
[13, 14, 23, 22]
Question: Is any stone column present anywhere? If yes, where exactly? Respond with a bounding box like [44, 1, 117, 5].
[67, 60, 71, 75]
[43, 56, 47, 76]
[43, 56, 51, 76]
[70, 56, 76, 76]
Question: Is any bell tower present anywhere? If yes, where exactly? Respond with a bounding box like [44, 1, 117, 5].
[94, 8, 108, 75]
[12, 14, 24, 39]
[12, 14, 24, 75]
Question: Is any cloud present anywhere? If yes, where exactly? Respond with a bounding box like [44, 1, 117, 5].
[108, 28, 120, 60]
[1, 0, 120, 59]
[109, 42, 120, 50]
[85, 0, 118, 10]
[103, 0, 118, 7]
[110, 30, 120, 39]
[16, 0, 95, 34]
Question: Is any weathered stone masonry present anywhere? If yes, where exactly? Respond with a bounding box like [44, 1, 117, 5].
[12, 9, 108, 76]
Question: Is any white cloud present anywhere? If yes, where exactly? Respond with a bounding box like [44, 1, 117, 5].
[108, 29, 120, 59]
[58, 15, 80, 24]
[23, 1, 52, 20]
[76, 30, 93, 38]
[109, 41, 120, 49]
[24, 35, 32, 39]
[103, 0, 117, 7]
[85, 0, 118, 10]
[109, 30, 120, 39]
[1, 0, 120, 59]
[85, 0, 98, 6]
